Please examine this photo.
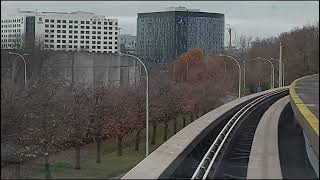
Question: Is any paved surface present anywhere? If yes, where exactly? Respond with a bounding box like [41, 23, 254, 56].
[247, 96, 289, 179]
[294, 74, 319, 120]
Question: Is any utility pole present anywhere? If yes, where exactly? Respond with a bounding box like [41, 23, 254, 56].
[279, 42, 283, 87]
[228, 28, 232, 51]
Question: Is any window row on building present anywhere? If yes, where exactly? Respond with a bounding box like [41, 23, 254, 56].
[44, 19, 117, 26]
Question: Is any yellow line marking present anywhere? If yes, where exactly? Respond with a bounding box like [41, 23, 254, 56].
[289, 74, 319, 136]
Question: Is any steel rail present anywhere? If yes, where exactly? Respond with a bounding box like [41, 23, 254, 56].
[191, 89, 287, 179]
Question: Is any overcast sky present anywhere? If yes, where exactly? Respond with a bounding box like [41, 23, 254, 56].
[1, 1, 319, 43]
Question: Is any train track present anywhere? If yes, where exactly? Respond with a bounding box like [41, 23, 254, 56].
[191, 89, 288, 179]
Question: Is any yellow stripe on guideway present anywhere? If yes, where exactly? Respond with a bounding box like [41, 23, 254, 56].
[289, 74, 319, 136]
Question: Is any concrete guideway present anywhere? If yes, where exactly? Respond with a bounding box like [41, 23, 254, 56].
[289, 74, 319, 177]
[247, 96, 289, 179]
[121, 87, 288, 179]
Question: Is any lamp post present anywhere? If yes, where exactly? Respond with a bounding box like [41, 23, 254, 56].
[218, 54, 241, 98]
[257, 57, 275, 89]
[8, 52, 28, 89]
[270, 57, 285, 86]
[119, 52, 149, 157]
[279, 42, 283, 87]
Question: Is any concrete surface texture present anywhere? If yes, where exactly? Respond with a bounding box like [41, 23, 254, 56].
[247, 96, 289, 179]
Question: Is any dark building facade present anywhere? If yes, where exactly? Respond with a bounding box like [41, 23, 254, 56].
[137, 8, 225, 62]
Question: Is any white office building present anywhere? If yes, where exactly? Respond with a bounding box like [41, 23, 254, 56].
[1, 11, 119, 53]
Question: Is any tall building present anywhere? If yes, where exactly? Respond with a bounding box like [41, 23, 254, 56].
[119, 34, 136, 54]
[1, 11, 119, 53]
[137, 7, 225, 63]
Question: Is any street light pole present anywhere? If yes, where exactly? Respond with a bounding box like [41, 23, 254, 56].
[279, 43, 283, 87]
[119, 52, 149, 157]
[8, 52, 27, 89]
[243, 60, 246, 95]
[218, 54, 241, 98]
[270, 57, 285, 86]
[257, 57, 275, 89]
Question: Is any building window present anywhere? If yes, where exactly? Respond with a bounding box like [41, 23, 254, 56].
[92, 31, 96, 34]
[69, 20, 73, 23]
[81, 26, 84, 29]
[86, 31, 90, 34]
[45, 24, 49, 28]
[62, 30, 66, 33]
[109, 22, 112, 25]
[69, 40, 72, 43]
[63, 25, 66, 28]
[74, 25, 78, 29]
[86, 36, 89, 39]
[62, 35, 66, 38]
[74, 21, 78, 24]
[69, 35, 72, 38]
[80, 35, 84, 39]
[97, 36, 101, 39]
[62, 40, 66, 43]
[98, 21, 101, 25]
[92, 46, 96, 49]
[50, 35, 54, 38]
[97, 26, 101, 29]
[80, 45, 84, 48]
[93, 26, 96, 29]
[45, 34, 49, 38]
[81, 41, 84, 44]
[57, 20, 61, 23]
[74, 35, 78, 38]
[74, 45, 78, 48]
[50, 19, 54, 23]
[50, 40, 54, 43]
[97, 31, 101, 34]
[57, 45, 61, 48]
[57, 40, 61, 43]
[50, 24, 54, 28]
[69, 45, 72, 48]
[92, 36, 96, 39]
[86, 26, 90, 29]
[92, 41, 96, 44]
[57, 30, 61, 33]
[45, 29, 49, 33]
[86, 41, 89, 44]
[97, 41, 101, 44]
[93, 21, 96, 25]
[63, 20, 66, 23]
[109, 32, 112, 35]
[81, 31, 84, 34]
[69, 30, 73, 33]
[69, 25, 73, 28]
[81, 21, 84, 24]
[57, 25, 61, 28]
[109, 27, 112, 30]
[45, 19, 49, 22]
[109, 46, 112, 49]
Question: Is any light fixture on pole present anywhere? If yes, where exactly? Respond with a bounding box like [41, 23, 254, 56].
[8, 52, 28, 89]
[218, 54, 241, 98]
[119, 52, 149, 157]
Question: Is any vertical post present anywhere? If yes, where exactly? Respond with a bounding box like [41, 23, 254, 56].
[120, 53, 149, 157]
[243, 60, 246, 95]
[279, 42, 283, 87]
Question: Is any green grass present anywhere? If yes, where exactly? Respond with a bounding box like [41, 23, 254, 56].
[20, 115, 193, 179]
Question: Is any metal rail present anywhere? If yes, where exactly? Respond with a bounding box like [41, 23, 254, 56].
[191, 89, 287, 179]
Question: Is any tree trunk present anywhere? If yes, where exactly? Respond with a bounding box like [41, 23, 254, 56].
[173, 119, 177, 134]
[151, 123, 157, 145]
[163, 122, 168, 141]
[135, 130, 141, 151]
[44, 153, 51, 179]
[16, 161, 21, 179]
[190, 113, 194, 122]
[182, 115, 186, 128]
[75, 144, 80, 170]
[96, 136, 101, 163]
[117, 136, 123, 156]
